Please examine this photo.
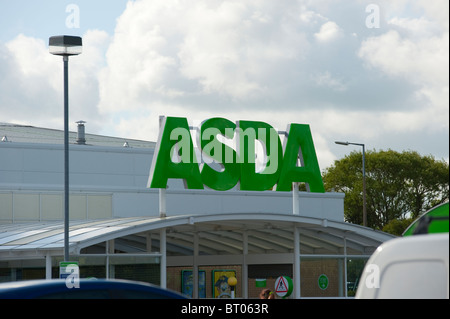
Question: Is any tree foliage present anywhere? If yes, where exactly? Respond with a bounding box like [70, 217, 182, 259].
[322, 149, 449, 231]
[382, 218, 414, 236]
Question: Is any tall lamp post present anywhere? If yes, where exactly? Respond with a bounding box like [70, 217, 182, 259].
[335, 141, 367, 227]
[49, 35, 82, 261]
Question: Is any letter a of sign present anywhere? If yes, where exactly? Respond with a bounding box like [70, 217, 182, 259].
[276, 124, 325, 192]
[148, 116, 203, 189]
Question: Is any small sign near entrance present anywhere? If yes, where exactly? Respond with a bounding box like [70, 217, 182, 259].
[60, 261, 79, 288]
[274, 276, 293, 298]
[318, 274, 329, 290]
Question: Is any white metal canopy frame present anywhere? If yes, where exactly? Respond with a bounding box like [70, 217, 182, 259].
[0, 214, 391, 257]
[0, 213, 394, 297]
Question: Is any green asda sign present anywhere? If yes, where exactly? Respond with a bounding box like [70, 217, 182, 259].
[148, 116, 325, 192]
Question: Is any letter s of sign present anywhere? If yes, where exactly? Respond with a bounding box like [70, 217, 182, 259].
[65, 264, 80, 289]
[200, 118, 240, 191]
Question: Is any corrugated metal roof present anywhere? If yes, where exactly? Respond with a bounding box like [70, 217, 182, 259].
[0, 123, 155, 149]
[0, 213, 396, 259]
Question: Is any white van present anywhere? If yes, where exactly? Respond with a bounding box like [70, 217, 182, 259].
[355, 232, 449, 299]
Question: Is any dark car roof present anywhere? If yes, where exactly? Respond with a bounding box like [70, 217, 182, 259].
[0, 279, 187, 299]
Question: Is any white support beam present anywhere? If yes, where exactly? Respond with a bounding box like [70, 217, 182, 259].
[46, 253, 52, 280]
[160, 228, 167, 288]
[242, 231, 248, 299]
[294, 227, 301, 299]
[159, 188, 166, 218]
[293, 182, 299, 215]
[193, 233, 199, 299]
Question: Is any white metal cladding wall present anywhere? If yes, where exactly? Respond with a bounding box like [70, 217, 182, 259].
[0, 142, 153, 189]
[0, 141, 345, 221]
[0, 188, 345, 223]
[111, 188, 344, 220]
[0, 192, 113, 223]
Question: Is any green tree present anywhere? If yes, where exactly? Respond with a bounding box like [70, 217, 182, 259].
[322, 150, 449, 231]
[382, 218, 414, 236]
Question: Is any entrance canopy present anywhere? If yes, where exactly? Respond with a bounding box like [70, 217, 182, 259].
[0, 213, 394, 260]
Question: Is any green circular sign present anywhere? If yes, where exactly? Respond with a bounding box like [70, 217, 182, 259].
[318, 274, 329, 290]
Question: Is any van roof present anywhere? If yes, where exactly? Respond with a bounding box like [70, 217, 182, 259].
[356, 233, 449, 299]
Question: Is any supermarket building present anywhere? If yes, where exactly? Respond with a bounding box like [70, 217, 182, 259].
[0, 121, 394, 298]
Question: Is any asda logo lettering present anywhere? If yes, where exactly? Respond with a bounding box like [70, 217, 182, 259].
[148, 116, 324, 192]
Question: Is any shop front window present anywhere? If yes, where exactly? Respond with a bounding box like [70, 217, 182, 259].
[300, 257, 345, 297]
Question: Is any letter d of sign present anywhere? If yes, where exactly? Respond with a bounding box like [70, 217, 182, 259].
[237, 120, 283, 191]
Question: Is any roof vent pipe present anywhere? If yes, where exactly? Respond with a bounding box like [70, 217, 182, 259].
[76, 120, 86, 145]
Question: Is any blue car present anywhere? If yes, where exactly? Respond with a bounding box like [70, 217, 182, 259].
[0, 279, 187, 299]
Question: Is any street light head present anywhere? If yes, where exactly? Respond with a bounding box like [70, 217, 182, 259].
[335, 141, 349, 146]
[49, 35, 82, 56]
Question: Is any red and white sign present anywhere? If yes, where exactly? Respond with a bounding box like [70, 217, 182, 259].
[274, 276, 289, 296]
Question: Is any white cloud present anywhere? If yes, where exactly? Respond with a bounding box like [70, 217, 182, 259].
[1, 35, 61, 127]
[313, 71, 347, 92]
[98, 0, 313, 116]
[314, 21, 342, 42]
[388, 17, 441, 38]
[358, 30, 448, 85]
[5, 35, 55, 79]
[416, 0, 449, 31]
[358, 28, 449, 132]
[0, 0, 447, 169]
[1, 31, 110, 132]
[353, 0, 448, 165]
[93, 0, 448, 168]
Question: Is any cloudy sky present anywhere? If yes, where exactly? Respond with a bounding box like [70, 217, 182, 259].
[0, 0, 448, 170]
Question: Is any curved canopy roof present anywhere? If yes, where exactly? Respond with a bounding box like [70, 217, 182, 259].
[0, 213, 395, 260]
